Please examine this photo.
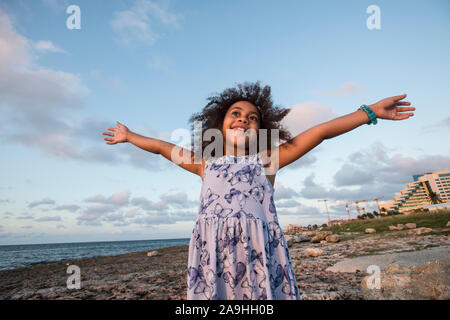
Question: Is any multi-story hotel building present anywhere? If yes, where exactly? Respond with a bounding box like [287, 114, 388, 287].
[386, 170, 450, 214]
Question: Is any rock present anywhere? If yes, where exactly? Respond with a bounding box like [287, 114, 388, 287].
[301, 231, 317, 237]
[447, 221, 450, 227]
[384, 264, 412, 274]
[11, 290, 36, 300]
[389, 226, 398, 231]
[396, 224, 405, 230]
[305, 248, 325, 257]
[405, 223, 416, 229]
[320, 240, 327, 244]
[365, 228, 376, 234]
[311, 232, 332, 243]
[294, 235, 311, 243]
[286, 237, 294, 248]
[408, 227, 433, 235]
[361, 259, 450, 300]
[147, 250, 159, 257]
[36, 287, 61, 298]
[325, 234, 340, 243]
[301, 292, 341, 300]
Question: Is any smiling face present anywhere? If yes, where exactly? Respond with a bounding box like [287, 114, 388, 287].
[221, 101, 261, 155]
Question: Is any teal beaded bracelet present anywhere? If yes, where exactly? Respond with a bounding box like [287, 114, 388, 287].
[359, 105, 377, 125]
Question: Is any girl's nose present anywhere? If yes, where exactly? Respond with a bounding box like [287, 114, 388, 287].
[238, 117, 248, 124]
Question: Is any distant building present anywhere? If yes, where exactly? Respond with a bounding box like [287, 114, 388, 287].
[328, 219, 345, 226]
[387, 170, 450, 214]
[423, 202, 450, 212]
[283, 224, 305, 234]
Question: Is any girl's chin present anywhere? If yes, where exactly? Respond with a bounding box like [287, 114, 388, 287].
[226, 138, 249, 146]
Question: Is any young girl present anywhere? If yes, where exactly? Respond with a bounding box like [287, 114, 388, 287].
[102, 81, 414, 300]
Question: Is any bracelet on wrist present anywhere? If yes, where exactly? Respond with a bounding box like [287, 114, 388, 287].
[359, 105, 377, 125]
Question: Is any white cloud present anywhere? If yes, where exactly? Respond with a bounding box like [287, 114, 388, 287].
[131, 191, 197, 212]
[74, 189, 197, 226]
[53, 205, 81, 213]
[0, 10, 86, 112]
[333, 163, 375, 186]
[77, 212, 104, 226]
[300, 142, 450, 202]
[109, 190, 131, 206]
[277, 203, 320, 216]
[41, 0, 70, 13]
[322, 82, 366, 98]
[0, 10, 165, 170]
[110, 0, 183, 47]
[0, 9, 91, 159]
[274, 183, 300, 200]
[27, 197, 55, 208]
[281, 147, 320, 170]
[17, 215, 34, 220]
[35, 216, 61, 222]
[34, 40, 66, 54]
[0, 12, 32, 67]
[276, 199, 301, 208]
[281, 102, 337, 136]
[420, 116, 450, 134]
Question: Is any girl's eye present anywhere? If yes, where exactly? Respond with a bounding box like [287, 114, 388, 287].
[232, 111, 239, 117]
[250, 116, 258, 121]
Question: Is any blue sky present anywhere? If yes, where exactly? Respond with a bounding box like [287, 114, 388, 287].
[0, 0, 449, 245]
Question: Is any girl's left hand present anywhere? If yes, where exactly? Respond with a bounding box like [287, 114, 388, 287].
[370, 94, 415, 120]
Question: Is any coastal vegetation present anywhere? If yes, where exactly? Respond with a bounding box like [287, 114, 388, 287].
[321, 209, 450, 234]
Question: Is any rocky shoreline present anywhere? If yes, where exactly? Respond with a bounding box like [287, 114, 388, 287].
[1, 229, 449, 300]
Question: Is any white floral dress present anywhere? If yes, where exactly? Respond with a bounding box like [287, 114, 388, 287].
[187, 153, 301, 300]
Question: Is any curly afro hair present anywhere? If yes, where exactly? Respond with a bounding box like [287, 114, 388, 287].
[188, 81, 292, 157]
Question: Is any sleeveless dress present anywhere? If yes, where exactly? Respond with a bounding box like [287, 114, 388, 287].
[187, 153, 301, 300]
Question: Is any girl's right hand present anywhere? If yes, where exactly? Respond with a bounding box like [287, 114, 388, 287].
[102, 121, 129, 144]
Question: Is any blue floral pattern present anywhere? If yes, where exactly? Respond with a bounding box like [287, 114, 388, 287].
[187, 153, 301, 300]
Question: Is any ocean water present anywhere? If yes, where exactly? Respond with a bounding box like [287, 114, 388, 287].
[0, 238, 190, 271]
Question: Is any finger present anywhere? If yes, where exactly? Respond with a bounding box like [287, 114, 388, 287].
[393, 113, 413, 120]
[102, 132, 114, 136]
[104, 137, 113, 142]
[108, 127, 117, 132]
[396, 106, 415, 112]
[393, 93, 407, 101]
[395, 101, 412, 106]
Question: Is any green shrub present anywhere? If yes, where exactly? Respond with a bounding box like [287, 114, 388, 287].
[321, 209, 450, 233]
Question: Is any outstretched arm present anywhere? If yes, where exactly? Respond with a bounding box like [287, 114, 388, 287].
[273, 94, 414, 170]
[102, 121, 202, 177]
